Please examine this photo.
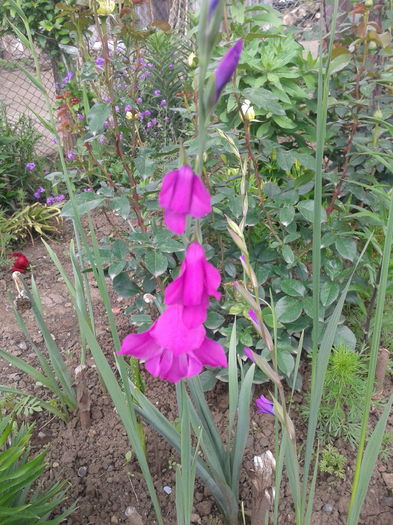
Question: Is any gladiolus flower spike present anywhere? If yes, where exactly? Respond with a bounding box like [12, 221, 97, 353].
[118, 305, 227, 383]
[159, 165, 211, 235]
[165, 242, 221, 328]
[256, 395, 275, 416]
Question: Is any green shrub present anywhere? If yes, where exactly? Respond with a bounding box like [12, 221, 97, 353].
[0, 415, 75, 524]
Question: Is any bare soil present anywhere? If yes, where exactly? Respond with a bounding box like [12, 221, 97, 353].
[0, 215, 392, 524]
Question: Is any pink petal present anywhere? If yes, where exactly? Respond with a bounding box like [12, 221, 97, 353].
[164, 209, 187, 235]
[182, 301, 209, 328]
[189, 174, 212, 218]
[159, 170, 177, 208]
[145, 348, 173, 378]
[164, 269, 184, 305]
[204, 261, 221, 300]
[168, 165, 194, 214]
[165, 353, 203, 383]
[192, 337, 228, 368]
[182, 246, 205, 306]
[119, 330, 161, 359]
[151, 305, 205, 355]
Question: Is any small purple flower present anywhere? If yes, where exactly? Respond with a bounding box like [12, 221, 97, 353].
[55, 194, 65, 202]
[144, 110, 152, 117]
[154, 90, 161, 96]
[153, 131, 158, 136]
[140, 73, 148, 80]
[99, 136, 106, 143]
[103, 121, 109, 128]
[34, 191, 42, 199]
[136, 97, 143, 104]
[76, 113, 84, 120]
[95, 57, 105, 71]
[169, 64, 174, 69]
[139, 58, 146, 67]
[67, 151, 75, 160]
[164, 116, 170, 122]
[244, 347, 255, 363]
[124, 105, 132, 111]
[83, 188, 93, 192]
[52, 137, 58, 144]
[148, 63, 154, 69]
[25, 162, 36, 171]
[104, 96, 111, 103]
[64, 71, 73, 84]
[147, 121, 153, 128]
[214, 39, 243, 103]
[160, 99, 167, 106]
[138, 113, 144, 120]
[114, 105, 119, 112]
[46, 196, 55, 205]
[256, 395, 275, 416]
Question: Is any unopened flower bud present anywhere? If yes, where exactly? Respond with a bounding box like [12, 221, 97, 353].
[374, 108, 383, 119]
[97, 0, 115, 15]
[240, 99, 255, 122]
[187, 52, 197, 67]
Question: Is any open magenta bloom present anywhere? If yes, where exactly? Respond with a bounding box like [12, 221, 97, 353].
[165, 242, 221, 328]
[256, 395, 275, 416]
[119, 305, 227, 382]
[159, 165, 211, 234]
[214, 39, 242, 103]
[10, 253, 30, 273]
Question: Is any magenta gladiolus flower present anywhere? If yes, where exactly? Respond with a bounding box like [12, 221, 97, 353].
[256, 395, 275, 416]
[165, 242, 221, 328]
[159, 165, 211, 235]
[118, 305, 227, 382]
[214, 39, 242, 102]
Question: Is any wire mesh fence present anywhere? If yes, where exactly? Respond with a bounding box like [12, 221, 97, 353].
[0, 35, 57, 156]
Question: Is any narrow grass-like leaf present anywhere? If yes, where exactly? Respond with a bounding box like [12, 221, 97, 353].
[347, 395, 393, 525]
[228, 320, 239, 438]
[230, 364, 255, 497]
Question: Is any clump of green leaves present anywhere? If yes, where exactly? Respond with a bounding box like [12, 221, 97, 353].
[319, 444, 346, 480]
[0, 108, 42, 213]
[0, 202, 62, 246]
[303, 345, 367, 446]
[0, 415, 75, 524]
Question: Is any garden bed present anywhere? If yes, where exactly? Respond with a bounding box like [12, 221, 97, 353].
[0, 215, 392, 525]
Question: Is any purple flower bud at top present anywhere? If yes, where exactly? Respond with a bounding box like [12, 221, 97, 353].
[248, 309, 260, 327]
[209, 0, 220, 18]
[124, 105, 132, 111]
[256, 395, 275, 416]
[160, 99, 167, 106]
[67, 151, 75, 160]
[77, 113, 84, 120]
[154, 90, 161, 96]
[25, 162, 36, 171]
[34, 191, 41, 199]
[136, 97, 143, 104]
[214, 39, 243, 103]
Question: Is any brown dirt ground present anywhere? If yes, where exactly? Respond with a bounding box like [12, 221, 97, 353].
[0, 214, 392, 525]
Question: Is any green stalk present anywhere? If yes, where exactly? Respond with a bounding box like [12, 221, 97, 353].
[349, 185, 393, 513]
[304, 0, 338, 510]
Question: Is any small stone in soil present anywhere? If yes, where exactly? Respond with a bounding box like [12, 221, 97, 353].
[110, 516, 119, 524]
[38, 432, 46, 439]
[382, 472, 393, 489]
[323, 503, 334, 513]
[163, 486, 172, 494]
[78, 466, 88, 477]
[18, 341, 27, 350]
[383, 497, 393, 507]
[196, 500, 213, 515]
[52, 462, 59, 468]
